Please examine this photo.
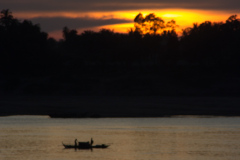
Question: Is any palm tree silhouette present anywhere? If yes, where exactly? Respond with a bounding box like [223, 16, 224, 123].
[0, 9, 14, 27]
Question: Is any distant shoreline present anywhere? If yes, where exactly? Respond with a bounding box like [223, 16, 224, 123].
[1, 95, 240, 118]
[0, 115, 240, 119]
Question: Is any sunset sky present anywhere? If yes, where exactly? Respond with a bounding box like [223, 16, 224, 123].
[1, 0, 240, 39]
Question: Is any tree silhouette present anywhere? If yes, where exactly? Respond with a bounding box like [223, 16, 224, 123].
[180, 15, 240, 66]
[133, 13, 177, 36]
[166, 20, 179, 31]
[1, 9, 240, 96]
[63, 26, 78, 41]
[134, 13, 145, 34]
[0, 9, 14, 27]
[225, 15, 240, 31]
[145, 13, 165, 35]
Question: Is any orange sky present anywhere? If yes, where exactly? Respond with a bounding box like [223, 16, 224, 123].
[2, 0, 240, 39]
[94, 9, 237, 33]
[14, 9, 240, 39]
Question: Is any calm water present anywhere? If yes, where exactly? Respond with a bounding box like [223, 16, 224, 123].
[0, 116, 240, 160]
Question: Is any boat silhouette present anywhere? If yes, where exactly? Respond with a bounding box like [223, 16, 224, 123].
[62, 139, 109, 149]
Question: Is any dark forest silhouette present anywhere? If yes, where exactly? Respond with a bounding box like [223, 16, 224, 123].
[1, 9, 240, 96]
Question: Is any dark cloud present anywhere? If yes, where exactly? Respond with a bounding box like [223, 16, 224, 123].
[1, 0, 240, 12]
[30, 17, 132, 32]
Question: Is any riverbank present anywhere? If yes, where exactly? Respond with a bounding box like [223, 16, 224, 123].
[1, 95, 240, 117]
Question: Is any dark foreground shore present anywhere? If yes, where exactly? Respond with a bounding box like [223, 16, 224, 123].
[1, 95, 240, 117]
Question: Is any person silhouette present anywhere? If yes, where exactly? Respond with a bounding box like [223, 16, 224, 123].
[91, 138, 94, 146]
[75, 139, 78, 147]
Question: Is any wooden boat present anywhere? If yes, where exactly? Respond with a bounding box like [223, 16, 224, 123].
[62, 141, 109, 149]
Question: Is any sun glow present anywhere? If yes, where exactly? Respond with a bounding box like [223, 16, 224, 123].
[162, 13, 182, 18]
[96, 23, 133, 33]
[19, 9, 239, 39]
[15, 9, 235, 21]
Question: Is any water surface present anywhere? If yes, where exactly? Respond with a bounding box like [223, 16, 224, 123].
[0, 116, 240, 160]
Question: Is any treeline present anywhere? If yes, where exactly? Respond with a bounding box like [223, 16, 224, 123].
[0, 9, 54, 76]
[181, 15, 240, 67]
[1, 9, 240, 95]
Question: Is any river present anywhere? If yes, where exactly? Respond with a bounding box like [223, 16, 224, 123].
[0, 116, 240, 160]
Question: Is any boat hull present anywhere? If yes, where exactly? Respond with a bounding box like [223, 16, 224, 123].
[62, 143, 109, 149]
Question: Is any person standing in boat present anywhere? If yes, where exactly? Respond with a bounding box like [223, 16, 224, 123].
[75, 139, 78, 147]
[91, 138, 94, 146]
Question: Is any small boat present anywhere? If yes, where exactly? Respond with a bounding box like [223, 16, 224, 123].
[92, 144, 109, 148]
[62, 139, 109, 149]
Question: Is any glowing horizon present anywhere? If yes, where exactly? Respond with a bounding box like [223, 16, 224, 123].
[13, 9, 239, 40]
